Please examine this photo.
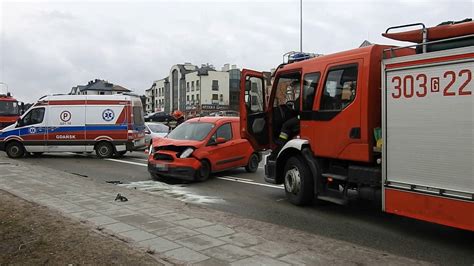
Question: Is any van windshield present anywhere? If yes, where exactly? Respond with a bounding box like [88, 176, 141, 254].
[167, 122, 214, 141]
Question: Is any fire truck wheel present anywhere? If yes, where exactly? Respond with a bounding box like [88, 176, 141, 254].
[245, 153, 259, 173]
[196, 160, 211, 182]
[283, 156, 314, 206]
[5, 141, 25, 159]
[95, 142, 114, 158]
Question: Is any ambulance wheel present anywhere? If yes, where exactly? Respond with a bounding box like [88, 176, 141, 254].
[195, 160, 211, 182]
[114, 150, 127, 158]
[283, 155, 314, 206]
[95, 142, 114, 158]
[245, 153, 259, 173]
[6, 141, 25, 159]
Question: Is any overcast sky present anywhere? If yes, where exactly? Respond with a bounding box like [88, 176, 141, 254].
[0, 0, 472, 102]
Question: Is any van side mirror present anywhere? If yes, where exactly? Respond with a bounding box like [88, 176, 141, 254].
[16, 118, 23, 127]
[145, 129, 151, 134]
[20, 102, 25, 115]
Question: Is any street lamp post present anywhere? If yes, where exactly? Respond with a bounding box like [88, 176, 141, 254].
[300, 0, 303, 52]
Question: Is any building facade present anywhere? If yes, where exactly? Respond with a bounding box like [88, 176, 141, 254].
[146, 63, 237, 117]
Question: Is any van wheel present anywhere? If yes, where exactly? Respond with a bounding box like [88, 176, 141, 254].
[114, 150, 127, 158]
[245, 153, 259, 173]
[6, 142, 25, 159]
[95, 142, 114, 158]
[195, 160, 211, 182]
[284, 156, 314, 206]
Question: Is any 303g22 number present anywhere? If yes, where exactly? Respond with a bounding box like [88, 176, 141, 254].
[391, 69, 472, 99]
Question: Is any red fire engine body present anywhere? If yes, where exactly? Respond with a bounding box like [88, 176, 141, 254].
[240, 20, 474, 231]
[0, 93, 21, 130]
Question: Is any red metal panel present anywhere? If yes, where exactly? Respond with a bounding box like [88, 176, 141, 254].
[385, 188, 474, 231]
[386, 53, 474, 70]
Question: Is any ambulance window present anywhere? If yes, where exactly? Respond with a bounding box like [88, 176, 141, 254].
[133, 106, 145, 125]
[320, 65, 358, 111]
[22, 108, 45, 126]
[302, 72, 320, 111]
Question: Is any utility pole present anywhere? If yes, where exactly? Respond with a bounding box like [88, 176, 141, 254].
[300, 0, 303, 52]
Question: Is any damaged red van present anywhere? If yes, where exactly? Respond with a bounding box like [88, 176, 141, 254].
[147, 117, 259, 181]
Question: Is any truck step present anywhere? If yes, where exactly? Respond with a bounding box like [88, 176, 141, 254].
[317, 195, 348, 205]
[321, 173, 348, 181]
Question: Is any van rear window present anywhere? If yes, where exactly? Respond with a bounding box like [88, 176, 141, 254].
[133, 106, 144, 125]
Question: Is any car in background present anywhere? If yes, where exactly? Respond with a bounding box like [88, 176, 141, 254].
[145, 122, 170, 145]
[208, 110, 239, 117]
[144, 112, 172, 122]
[148, 117, 259, 181]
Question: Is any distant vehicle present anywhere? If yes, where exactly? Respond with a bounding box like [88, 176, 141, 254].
[148, 116, 259, 181]
[0, 92, 22, 130]
[144, 122, 169, 144]
[0, 94, 146, 158]
[208, 110, 239, 117]
[145, 111, 172, 122]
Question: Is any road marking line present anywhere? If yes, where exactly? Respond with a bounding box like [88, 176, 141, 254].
[105, 158, 148, 167]
[104, 158, 284, 190]
[217, 176, 284, 190]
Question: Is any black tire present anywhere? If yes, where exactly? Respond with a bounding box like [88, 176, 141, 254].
[150, 172, 163, 181]
[114, 150, 127, 158]
[245, 153, 259, 173]
[195, 160, 211, 182]
[283, 156, 314, 206]
[5, 141, 25, 159]
[95, 142, 114, 158]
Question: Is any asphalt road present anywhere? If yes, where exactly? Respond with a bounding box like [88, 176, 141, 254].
[9, 151, 474, 265]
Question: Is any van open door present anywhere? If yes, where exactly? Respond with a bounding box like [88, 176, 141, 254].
[239, 69, 270, 151]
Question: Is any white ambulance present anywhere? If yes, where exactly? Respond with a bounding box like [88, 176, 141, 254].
[0, 94, 146, 158]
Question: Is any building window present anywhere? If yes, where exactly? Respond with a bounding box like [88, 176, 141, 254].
[219, 94, 223, 102]
[191, 81, 195, 91]
[99, 91, 105, 95]
[191, 95, 195, 101]
[212, 94, 218, 101]
[212, 80, 219, 91]
[187, 82, 190, 92]
[196, 80, 200, 90]
[187, 95, 190, 103]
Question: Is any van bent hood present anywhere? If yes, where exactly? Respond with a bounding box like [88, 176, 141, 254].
[151, 137, 203, 149]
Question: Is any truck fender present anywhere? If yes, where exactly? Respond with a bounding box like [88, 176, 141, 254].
[277, 139, 309, 157]
[276, 139, 320, 194]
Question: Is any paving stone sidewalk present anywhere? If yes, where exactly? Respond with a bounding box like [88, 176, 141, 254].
[0, 157, 429, 265]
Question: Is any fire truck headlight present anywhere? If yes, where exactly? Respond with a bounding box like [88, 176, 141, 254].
[179, 148, 194, 159]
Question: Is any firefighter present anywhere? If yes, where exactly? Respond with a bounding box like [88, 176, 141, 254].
[270, 82, 301, 159]
[172, 110, 185, 126]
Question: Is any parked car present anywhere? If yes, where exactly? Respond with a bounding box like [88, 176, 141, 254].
[148, 117, 259, 181]
[144, 112, 172, 122]
[145, 122, 169, 144]
[208, 110, 239, 117]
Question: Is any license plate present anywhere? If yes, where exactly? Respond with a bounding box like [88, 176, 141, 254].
[155, 164, 168, 170]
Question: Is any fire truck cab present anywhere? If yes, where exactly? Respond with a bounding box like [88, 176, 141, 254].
[240, 20, 473, 231]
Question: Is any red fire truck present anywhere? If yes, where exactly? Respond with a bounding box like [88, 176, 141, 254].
[240, 19, 473, 231]
[0, 92, 22, 130]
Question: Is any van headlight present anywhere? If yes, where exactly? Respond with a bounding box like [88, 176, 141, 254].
[148, 145, 155, 155]
[179, 148, 194, 158]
